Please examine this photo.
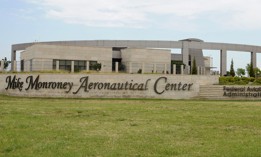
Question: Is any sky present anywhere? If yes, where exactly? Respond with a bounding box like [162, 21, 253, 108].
[1, 0, 261, 72]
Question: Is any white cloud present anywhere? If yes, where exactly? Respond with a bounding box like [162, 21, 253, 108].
[25, 0, 261, 30]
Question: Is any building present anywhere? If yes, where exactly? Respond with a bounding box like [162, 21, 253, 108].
[20, 44, 172, 74]
[11, 38, 261, 75]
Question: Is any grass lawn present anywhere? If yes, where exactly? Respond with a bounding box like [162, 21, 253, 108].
[0, 95, 260, 157]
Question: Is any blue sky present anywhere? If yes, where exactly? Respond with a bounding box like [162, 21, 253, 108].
[1, 0, 261, 71]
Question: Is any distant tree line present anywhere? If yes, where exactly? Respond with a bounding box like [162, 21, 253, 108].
[227, 59, 260, 78]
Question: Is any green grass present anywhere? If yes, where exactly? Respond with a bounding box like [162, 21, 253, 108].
[0, 95, 260, 157]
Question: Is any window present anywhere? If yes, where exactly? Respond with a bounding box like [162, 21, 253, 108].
[58, 60, 71, 71]
[74, 60, 86, 72]
[21, 60, 24, 72]
[53, 59, 86, 72]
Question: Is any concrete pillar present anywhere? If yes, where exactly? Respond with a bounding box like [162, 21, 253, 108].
[13, 61, 17, 72]
[181, 65, 184, 75]
[220, 49, 227, 76]
[187, 65, 190, 75]
[115, 62, 119, 73]
[197, 66, 200, 75]
[153, 64, 156, 73]
[182, 43, 189, 67]
[71, 61, 74, 73]
[173, 64, 176, 75]
[11, 50, 16, 71]
[142, 63, 145, 74]
[0, 60, 4, 72]
[129, 62, 132, 74]
[203, 67, 206, 75]
[251, 51, 257, 68]
[56, 60, 59, 71]
[200, 67, 204, 75]
[182, 42, 189, 75]
[86, 61, 89, 71]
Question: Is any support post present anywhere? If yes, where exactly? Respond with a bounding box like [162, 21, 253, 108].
[173, 64, 176, 75]
[0, 60, 4, 72]
[182, 44, 189, 68]
[13, 61, 17, 72]
[187, 65, 190, 75]
[11, 50, 16, 71]
[86, 61, 89, 72]
[182, 41, 189, 74]
[181, 65, 184, 75]
[197, 66, 200, 75]
[251, 51, 257, 68]
[115, 62, 119, 73]
[56, 60, 59, 71]
[220, 49, 227, 76]
[200, 67, 204, 75]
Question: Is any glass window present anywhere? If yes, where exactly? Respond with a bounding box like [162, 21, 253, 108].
[53, 59, 87, 72]
[74, 60, 86, 72]
[60, 60, 65, 65]
[21, 60, 24, 72]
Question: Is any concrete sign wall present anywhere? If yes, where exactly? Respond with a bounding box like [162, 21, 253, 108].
[199, 85, 261, 100]
[0, 74, 219, 99]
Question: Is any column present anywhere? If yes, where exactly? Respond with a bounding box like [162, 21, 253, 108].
[201, 67, 204, 75]
[56, 60, 59, 71]
[71, 61, 74, 73]
[181, 65, 184, 75]
[115, 62, 119, 73]
[13, 61, 17, 72]
[86, 61, 89, 72]
[187, 65, 190, 75]
[11, 50, 16, 71]
[251, 51, 257, 68]
[197, 66, 200, 75]
[182, 41, 189, 74]
[153, 64, 156, 73]
[220, 49, 227, 76]
[129, 62, 132, 74]
[173, 64, 176, 75]
[182, 44, 189, 67]
[0, 60, 4, 72]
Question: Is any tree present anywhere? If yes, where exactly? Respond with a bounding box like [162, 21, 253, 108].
[93, 63, 101, 71]
[253, 67, 261, 77]
[1, 57, 11, 69]
[236, 68, 245, 77]
[229, 59, 235, 77]
[191, 57, 197, 75]
[90, 62, 102, 71]
[246, 62, 255, 77]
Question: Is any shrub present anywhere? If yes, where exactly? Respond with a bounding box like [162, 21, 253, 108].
[249, 77, 255, 82]
[219, 76, 260, 85]
[253, 78, 261, 85]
